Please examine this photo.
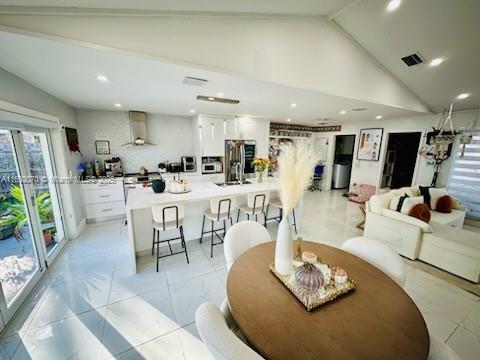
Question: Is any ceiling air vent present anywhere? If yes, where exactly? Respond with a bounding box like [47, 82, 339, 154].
[197, 95, 240, 104]
[401, 52, 424, 67]
[183, 76, 208, 86]
[351, 107, 367, 112]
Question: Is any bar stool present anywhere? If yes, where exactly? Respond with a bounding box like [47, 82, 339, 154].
[266, 197, 297, 234]
[238, 191, 270, 227]
[151, 203, 189, 271]
[200, 197, 236, 258]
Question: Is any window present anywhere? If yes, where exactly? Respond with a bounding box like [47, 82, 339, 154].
[447, 131, 480, 220]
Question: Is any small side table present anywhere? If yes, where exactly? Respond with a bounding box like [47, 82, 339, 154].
[356, 203, 366, 230]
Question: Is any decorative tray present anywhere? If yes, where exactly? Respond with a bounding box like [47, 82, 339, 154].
[167, 189, 192, 194]
[269, 260, 356, 311]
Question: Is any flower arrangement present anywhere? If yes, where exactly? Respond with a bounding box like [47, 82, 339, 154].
[252, 157, 270, 183]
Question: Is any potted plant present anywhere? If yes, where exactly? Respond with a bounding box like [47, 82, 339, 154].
[252, 157, 270, 183]
[0, 185, 54, 245]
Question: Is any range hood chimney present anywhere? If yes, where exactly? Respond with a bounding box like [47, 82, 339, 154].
[122, 111, 152, 146]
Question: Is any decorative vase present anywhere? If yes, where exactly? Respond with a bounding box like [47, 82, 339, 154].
[295, 263, 324, 291]
[257, 171, 264, 183]
[152, 179, 166, 193]
[275, 215, 293, 275]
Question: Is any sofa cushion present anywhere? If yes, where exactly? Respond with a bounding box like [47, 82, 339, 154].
[369, 194, 394, 215]
[430, 209, 466, 228]
[408, 203, 431, 223]
[401, 196, 424, 214]
[390, 194, 409, 211]
[427, 222, 480, 253]
[436, 195, 453, 213]
[383, 209, 433, 233]
[429, 188, 449, 210]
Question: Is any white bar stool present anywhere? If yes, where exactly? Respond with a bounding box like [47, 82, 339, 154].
[200, 197, 236, 258]
[151, 203, 189, 271]
[237, 191, 270, 227]
[266, 197, 297, 233]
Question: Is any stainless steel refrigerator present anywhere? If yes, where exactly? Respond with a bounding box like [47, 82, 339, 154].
[225, 140, 256, 182]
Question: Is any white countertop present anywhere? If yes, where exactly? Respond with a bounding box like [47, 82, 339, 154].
[126, 178, 280, 210]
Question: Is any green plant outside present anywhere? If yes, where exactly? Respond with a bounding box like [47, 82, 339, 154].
[0, 185, 54, 240]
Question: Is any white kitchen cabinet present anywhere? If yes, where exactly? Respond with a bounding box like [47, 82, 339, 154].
[238, 118, 270, 156]
[200, 117, 225, 156]
[82, 180, 125, 222]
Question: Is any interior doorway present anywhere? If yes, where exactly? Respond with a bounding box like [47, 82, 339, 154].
[332, 135, 355, 189]
[381, 132, 422, 189]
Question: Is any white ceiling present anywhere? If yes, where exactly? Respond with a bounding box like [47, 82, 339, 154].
[0, 0, 354, 16]
[0, 31, 421, 125]
[334, 0, 480, 112]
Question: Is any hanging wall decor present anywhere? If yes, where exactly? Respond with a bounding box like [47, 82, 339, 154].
[357, 128, 383, 161]
[65, 127, 80, 153]
[95, 140, 110, 155]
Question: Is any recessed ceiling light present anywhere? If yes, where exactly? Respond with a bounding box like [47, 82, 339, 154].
[286, 118, 291, 122]
[189, 109, 196, 113]
[387, 0, 401, 12]
[96, 74, 109, 83]
[114, 103, 122, 108]
[290, 103, 297, 108]
[376, 115, 383, 119]
[217, 92, 224, 98]
[429, 58, 444, 67]
[456, 93, 470, 100]
[340, 110, 347, 115]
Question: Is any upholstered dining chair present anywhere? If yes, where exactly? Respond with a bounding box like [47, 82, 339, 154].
[196, 302, 264, 360]
[224, 220, 272, 271]
[341, 237, 407, 287]
[428, 335, 461, 360]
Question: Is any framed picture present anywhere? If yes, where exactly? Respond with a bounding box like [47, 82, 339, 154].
[95, 140, 110, 155]
[357, 128, 383, 161]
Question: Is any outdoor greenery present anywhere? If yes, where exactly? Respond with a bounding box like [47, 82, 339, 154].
[0, 185, 53, 240]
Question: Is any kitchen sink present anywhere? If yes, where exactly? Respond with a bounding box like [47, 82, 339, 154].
[215, 181, 252, 187]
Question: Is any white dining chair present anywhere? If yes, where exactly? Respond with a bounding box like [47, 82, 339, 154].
[224, 220, 271, 271]
[341, 237, 406, 287]
[196, 302, 264, 360]
[428, 335, 460, 360]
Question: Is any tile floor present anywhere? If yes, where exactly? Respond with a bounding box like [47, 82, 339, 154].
[0, 190, 478, 359]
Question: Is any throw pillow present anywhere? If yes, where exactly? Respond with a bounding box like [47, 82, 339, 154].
[429, 188, 449, 210]
[419, 186, 432, 208]
[390, 194, 409, 211]
[408, 203, 431, 223]
[396, 194, 410, 212]
[400, 196, 425, 214]
[436, 195, 453, 213]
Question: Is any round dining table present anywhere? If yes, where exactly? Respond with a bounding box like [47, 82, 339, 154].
[226, 241, 429, 360]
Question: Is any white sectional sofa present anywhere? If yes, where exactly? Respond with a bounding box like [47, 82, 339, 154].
[364, 186, 480, 283]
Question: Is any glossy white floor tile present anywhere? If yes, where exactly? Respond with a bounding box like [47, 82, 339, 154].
[0, 191, 478, 359]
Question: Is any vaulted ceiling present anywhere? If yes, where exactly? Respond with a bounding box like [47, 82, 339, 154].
[0, 0, 478, 123]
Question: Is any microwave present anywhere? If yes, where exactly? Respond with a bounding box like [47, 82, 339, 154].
[202, 162, 222, 174]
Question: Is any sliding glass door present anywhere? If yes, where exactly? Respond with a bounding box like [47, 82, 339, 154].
[0, 127, 65, 323]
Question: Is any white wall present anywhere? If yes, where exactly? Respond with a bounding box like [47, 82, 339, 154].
[319, 110, 479, 191]
[0, 66, 84, 237]
[76, 110, 194, 173]
[0, 15, 428, 113]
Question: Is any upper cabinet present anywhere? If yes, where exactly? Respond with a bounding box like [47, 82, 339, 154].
[194, 115, 270, 157]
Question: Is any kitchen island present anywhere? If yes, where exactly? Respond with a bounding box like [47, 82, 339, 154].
[126, 177, 303, 273]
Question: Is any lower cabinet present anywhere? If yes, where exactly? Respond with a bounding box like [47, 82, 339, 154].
[82, 180, 125, 222]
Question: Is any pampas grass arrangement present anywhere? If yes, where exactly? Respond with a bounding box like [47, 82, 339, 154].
[277, 141, 320, 214]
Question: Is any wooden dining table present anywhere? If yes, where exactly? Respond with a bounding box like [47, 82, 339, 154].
[226, 241, 429, 360]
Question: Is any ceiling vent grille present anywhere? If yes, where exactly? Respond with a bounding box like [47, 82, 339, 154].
[183, 76, 208, 86]
[197, 95, 240, 104]
[401, 53, 424, 67]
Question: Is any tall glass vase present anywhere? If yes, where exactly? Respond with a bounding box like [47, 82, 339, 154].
[275, 214, 293, 275]
[257, 171, 264, 183]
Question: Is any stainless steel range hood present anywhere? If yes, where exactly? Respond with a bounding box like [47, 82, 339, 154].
[122, 111, 153, 146]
